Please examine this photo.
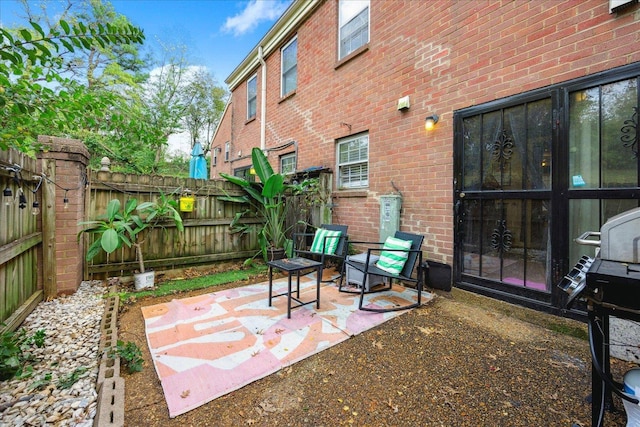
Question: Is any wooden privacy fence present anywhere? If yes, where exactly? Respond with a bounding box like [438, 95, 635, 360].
[1, 136, 334, 327]
[85, 170, 260, 279]
[85, 168, 335, 280]
[0, 149, 41, 329]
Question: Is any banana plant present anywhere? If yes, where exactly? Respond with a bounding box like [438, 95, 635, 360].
[220, 147, 313, 262]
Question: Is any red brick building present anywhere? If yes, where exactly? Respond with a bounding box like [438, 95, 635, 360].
[211, 0, 640, 314]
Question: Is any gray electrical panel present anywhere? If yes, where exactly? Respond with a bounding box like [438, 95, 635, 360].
[379, 195, 402, 242]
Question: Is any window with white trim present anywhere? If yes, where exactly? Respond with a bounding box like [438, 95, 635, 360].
[339, 0, 369, 60]
[280, 153, 296, 175]
[224, 142, 230, 162]
[212, 148, 218, 166]
[281, 37, 297, 96]
[247, 74, 257, 119]
[337, 133, 368, 189]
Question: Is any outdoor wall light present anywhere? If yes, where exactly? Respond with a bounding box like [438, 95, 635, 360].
[425, 114, 439, 131]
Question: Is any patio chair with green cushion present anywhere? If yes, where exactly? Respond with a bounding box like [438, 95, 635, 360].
[293, 224, 348, 282]
[338, 231, 424, 312]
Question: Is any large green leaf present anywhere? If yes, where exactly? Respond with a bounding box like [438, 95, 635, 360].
[105, 199, 121, 220]
[124, 199, 138, 215]
[100, 228, 120, 253]
[85, 239, 104, 261]
[219, 173, 250, 188]
[262, 174, 284, 198]
[251, 147, 274, 183]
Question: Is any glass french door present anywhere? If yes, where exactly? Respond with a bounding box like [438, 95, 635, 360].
[454, 64, 640, 311]
[455, 97, 554, 301]
[566, 78, 640, 266]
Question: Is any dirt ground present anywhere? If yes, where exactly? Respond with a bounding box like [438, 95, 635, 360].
[118, 272, 633, 427]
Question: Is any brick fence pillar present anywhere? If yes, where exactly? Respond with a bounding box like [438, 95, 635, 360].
[37, 135, 89, 296]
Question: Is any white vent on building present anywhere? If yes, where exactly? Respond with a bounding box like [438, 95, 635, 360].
[610, 0, 638, 13]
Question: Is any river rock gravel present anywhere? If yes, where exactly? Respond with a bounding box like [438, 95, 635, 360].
[0, 281, 105, 427]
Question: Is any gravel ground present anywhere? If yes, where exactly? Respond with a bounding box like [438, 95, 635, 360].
[119, 282, 634, 427]
[0, 281, 105, 427]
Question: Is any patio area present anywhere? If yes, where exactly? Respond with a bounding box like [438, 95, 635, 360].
[141, 273, 429, 417]
[119, 281, 632, 426]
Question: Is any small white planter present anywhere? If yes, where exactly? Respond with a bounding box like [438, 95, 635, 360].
[134, 271, 155, 290]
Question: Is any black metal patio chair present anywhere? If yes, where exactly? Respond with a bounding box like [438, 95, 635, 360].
[293, 224, 349, 282]
[338, 231, 424, 312]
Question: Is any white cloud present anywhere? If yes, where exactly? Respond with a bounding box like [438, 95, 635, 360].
[221, 0, 290, 36]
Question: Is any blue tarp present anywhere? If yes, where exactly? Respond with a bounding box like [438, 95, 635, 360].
[189, 142, 208, 179]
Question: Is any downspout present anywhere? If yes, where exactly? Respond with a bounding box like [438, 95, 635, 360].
[258, 46, 267, 151]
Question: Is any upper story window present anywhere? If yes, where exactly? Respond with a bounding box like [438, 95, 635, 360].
[247, 74, 257, 120]
[339, 0, 369, 60]
[281, 37, 297, 97]
[337, 133, 369, 189]
[212, 148, 218, 166]
[224, 142, 230, 162]
[280, 152, 296, 175]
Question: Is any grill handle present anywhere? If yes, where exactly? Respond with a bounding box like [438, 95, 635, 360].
[575, 231, 601, 247]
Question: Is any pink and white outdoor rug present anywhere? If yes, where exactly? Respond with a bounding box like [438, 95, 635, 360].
[142, 273, 432, 418]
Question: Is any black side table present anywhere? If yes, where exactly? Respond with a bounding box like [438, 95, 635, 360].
[267, 257, 322, 318]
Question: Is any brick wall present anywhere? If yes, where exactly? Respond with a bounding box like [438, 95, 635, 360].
[211, 102, 233, 177]
[214, 0, 640, 264]
[38, 136, 89, 295]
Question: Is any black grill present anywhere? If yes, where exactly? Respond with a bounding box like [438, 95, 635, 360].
[586, 258, 640, 312]
[557, 208, 640, 427]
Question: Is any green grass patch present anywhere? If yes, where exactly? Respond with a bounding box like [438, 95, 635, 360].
[117, 264, 269, 301]
[548, 322, 588, 341]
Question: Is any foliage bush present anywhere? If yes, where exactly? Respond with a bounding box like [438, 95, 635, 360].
[0, 326, 45, 381]
[108, 340, 143, 373]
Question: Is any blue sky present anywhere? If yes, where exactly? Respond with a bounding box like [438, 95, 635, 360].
[0, 0, 292, 83]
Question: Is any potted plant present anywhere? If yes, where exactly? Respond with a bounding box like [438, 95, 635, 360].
[219, 147, 313, 263]
[79, 191, 184, 290]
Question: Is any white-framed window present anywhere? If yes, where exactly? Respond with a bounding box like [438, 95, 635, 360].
[337, 133, 368, 189]
[224, 142, 230, 162]
[338, 0, 369, 60]
[281, 36, 298, 96]
[212, 148, 218, 166]
[247, 74, 257, 119]
[280, 152, 296, 175]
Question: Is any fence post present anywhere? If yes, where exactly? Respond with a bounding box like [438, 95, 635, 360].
[37, 136, 89, 296]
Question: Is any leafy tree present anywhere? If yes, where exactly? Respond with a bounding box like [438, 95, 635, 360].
[16, 0, 150, 89]
[183, 69, 228, 151]
[137, 41, 196, 169]
[0, 16, 145, 154]
[2, 0, 223, 178]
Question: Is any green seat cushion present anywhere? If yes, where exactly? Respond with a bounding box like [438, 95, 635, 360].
[376, 236, 412, 275]
[310, 229, 342, 255]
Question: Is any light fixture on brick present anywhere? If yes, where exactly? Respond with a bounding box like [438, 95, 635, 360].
[425, 114, 439, 131]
